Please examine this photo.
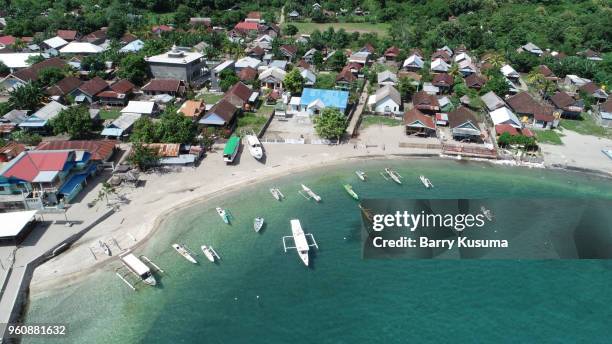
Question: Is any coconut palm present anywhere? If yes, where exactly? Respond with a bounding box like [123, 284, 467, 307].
[8, 82, 44, 110]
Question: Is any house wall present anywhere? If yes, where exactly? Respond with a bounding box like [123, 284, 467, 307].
[148, 60, 207, 82]
[374, 97, 400, 114]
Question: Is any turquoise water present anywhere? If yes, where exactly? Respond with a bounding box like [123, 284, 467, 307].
[24, 159, 612, 343]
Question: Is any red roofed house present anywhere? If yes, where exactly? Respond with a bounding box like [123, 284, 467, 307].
[72, 76, 108, 103]
[412, 91, 440, 114]
[36, 140, 116, 162]
[141, 79, 185, 97]
[533, 104, 558, 129]
[233, 22, 260, 36]
[384, 46, 400, 61]
[56, 30, 78, 41]
[279, 45, 298, 61]
[0, 142, 26, 163]
[0, 35, 16, 48]
[97, 79, 135, 106]
[1, 58, 67, 91]
[245, 11, 263, 23]
[224, 81, 256, 111]
[336, 67, 357, 90]
[152, 25, 174, 36]
[432, 73, 453, 93]
[46, 76, 83, 98]
[0, 149, 97, 207]
[404, 108, 436, 137]
[448, 106, 482, 142]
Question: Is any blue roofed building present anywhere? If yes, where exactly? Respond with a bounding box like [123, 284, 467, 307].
[298, 88, 349, 115]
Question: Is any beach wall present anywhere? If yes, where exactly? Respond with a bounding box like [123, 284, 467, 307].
[1, 208, 115, 341]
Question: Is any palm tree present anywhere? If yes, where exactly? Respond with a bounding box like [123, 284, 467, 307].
[96, 182, 117, 205]
[9, 82, 44, 110]
[487, 53, 506, 69]
[448, 63, 461, 79]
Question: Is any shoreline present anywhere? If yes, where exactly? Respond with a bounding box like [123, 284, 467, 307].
[27, 151, 612, 296]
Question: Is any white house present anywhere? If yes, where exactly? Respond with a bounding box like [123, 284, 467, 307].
[121, 101, 158, 116]
[431, 58, 450, 73]
[377, 70, 398, 87]
[500, 64, 520, 80]
[42, 36, 69, 50]
[489, 107, 522, 128]
[402, 54, 424, 70]
[300, 69, 316, 86]
[368, 85, 402, 115]
[519, 42, 543, 56]
[235, 56, 262, 71]
[59, 42, 105, 55]
[258, 67, 286, 90]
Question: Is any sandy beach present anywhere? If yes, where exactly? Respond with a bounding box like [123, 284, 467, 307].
[28, 126, 612, 293]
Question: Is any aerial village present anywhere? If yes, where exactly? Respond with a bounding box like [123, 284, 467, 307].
[0, 4, 610, 236]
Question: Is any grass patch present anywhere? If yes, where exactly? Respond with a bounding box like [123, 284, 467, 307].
[534, 129, 564, 145]
[314, 72, 337, 89]
[235, 109, 271, 134]
[197, 92, 224, 104]
[559, 114, 612, 139]
[99, 109, 121, 120]
[360, 115, 402, 128]
[286, 22, 390, 36]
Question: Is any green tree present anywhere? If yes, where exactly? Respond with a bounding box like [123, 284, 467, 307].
[129, 141, 160, 170]
[313, 108, 346, 141]
[51, 106, 94, 139]
[8, 82, 44, 110]
[156, 108, 197, 143]
[481, 71, 510, 97]
[130, 117, 158, 143]
[37, 67, 67, 87]
[118, 54, 148, 85]
[284, 24, 298, 37]
[326, 51, 347, 72]
[398, 77, 417, 101]
[219, 68, 239, 92]
[25, 55, 45, 66]
[174, 5, 192, 26]
[284, 68, 304, 94]
[312, 51, 324, 70]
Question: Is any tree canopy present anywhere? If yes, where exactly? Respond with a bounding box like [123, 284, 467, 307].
[130, 106, 197, 144]
[51, 106, 94, 139]
[313, 108, 347, 141]
[284, 68, 304, 94]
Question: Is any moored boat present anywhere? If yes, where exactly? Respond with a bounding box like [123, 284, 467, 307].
[270, 187, 284, 201]
[355, 170, 367, 181]
[254, 217, 264, 232]
[216, 207, 230, 224]
[223, 135, 241, 163]
[245, 135, 264, 160]
[419, 175, 434, 188]
[383, 168, 402, 184]
[300, 184, 321, 202]
[200, 245, 220, 263]
[291, 219, 310, 266]
[99, 240, 111, 256]
[120, 252, 157, 286]
[343, 184, 359, 200]
[481, 206, 494, 221]
[172, 243, 197, 264]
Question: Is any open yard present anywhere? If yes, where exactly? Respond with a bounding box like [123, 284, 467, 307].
[286, 22, 390, 36]
[235, 105, 274, 134]
[99, 109, 121, 120]
[559, 114, 612, 139]
[534, 129, 564, 145]
[196, 92, 224, 105]
[360, 115, 402, 128]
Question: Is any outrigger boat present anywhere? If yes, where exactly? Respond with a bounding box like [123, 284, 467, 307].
[355, 170, 367, 181]
[216, 207, 230, 224]
[119, 252, 157, 286]
[419, 175, 434, 188]
[299, 184, 321, 202]
[99, 240, 111, 256]
[282, 219, 319, 267]
[381, 168, 402, 184]
[245, 134, 264, 160]
[481, 206, 494, 221]
[254, 217, 264, 232]
[343, 184, 359, 200]
[200, 245, 221, 263]
[172, 243, 197, 264]
[270, 187, 285, 201]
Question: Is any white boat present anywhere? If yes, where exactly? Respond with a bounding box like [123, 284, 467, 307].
[99, 240, 111, 256]
[245, 135, 264, 160]
[216, 207, 230, 224]
[254, 217, 264, 232]
[291, 220, 310, 266]
[383, 168, 402, 184]
[300, 184, 321, 202]
[355, 170, 367, 181]
[419, 175, 434, 188]
[481, 206, 494, 221]
[603, 149, 612, 160]
[200, 245, 220, 263]
[270, 187, 284, 201]
[172, 243, 197, 264]
[120, 252, 157, 286]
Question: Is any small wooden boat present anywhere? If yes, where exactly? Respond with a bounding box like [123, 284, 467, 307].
[355, 170, 367, 181]
[299, 184, 321, 202]
[343, 184, 359, 200]
[200, 245, 221, 263]
[270, 187, 284, 201]
[382, 168, 402, 184]
[481, 206, 494, 221]
[99, 240, 111, 256]
[172, 243, 197, 264]
[216, 207, 230, 224]
[254, 217, 264, 232]
[419, 175, 434, 188]
[602, 149, 612, 160]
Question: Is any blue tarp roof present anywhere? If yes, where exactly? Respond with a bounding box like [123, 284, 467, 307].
[119, 40, 145, 53]
[300, 88, 349, 110]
